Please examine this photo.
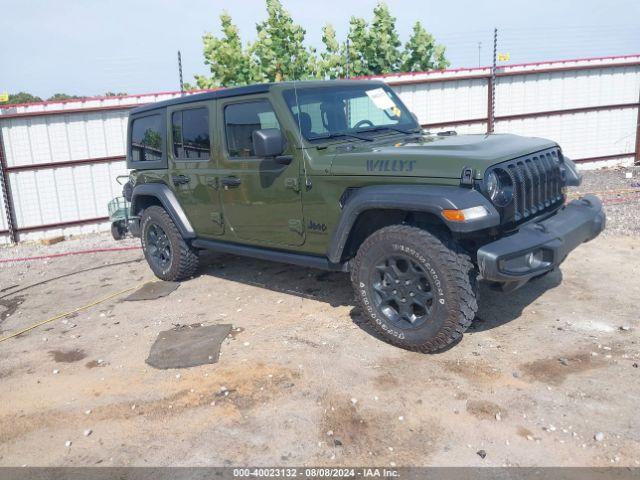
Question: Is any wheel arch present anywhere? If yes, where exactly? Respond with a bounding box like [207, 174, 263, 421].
[341, 209, 447, 263]
[131, 183, 196, 239]
[327, 185, 499, 263]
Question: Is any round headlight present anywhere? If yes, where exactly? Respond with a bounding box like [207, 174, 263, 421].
[486, 169, 513, 207]
[486, 171, 499, 201]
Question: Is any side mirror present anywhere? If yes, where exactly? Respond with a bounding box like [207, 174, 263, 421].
[252, 128, 284, 157]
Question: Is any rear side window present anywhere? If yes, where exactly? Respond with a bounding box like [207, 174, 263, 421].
[224, 100, 281, 158]
[172, 107, 210, 160]
[130, 114, 163, 162]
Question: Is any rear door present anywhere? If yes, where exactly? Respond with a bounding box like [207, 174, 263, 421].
[166, 100, 224, 237]
[217, 96, 304, 247]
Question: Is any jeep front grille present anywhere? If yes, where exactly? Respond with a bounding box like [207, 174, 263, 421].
[490, 148, 565, 225]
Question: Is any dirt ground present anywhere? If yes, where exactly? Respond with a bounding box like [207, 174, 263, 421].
[0, 230, 639, 467]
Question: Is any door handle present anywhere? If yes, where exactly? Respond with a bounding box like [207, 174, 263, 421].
[221, 176, 241, 188]
[172, 174, 190, 185]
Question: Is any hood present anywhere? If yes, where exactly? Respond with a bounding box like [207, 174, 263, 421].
[328, 133, 557, 179]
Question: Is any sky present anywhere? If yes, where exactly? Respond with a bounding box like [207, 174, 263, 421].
[1, 0, 639, 99]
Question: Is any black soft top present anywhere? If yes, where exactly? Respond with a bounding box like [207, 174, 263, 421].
[129, 80, 385, 116]
[130, 83, 272, 115]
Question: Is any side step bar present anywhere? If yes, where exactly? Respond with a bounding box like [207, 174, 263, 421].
[191, 238, 348, 272]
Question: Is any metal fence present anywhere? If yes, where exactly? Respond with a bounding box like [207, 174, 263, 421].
[1, 54, 639, 244]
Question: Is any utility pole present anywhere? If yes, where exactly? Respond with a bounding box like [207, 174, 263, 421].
[178, 50, 184, 95]
[478, 41, 482, 67]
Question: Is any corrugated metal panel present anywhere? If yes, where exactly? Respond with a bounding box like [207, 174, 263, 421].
[495, 108, 637, 160]
[9, 161, 128, 230]
[495, 66, 640, 116]
[0, 183, 7, 232]
[395, 79, 487, 125]
[2, 111, 128, 168]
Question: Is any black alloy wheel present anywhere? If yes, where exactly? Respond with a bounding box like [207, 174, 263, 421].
[146, 223, 172, 271]
[372, 254, 434, 329]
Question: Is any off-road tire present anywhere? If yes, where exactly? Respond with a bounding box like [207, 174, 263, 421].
[351, 225, 477, 353]
[140, 206, 199, 281]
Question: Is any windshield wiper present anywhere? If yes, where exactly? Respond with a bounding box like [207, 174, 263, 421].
[310, 132, 374, 142]
[357, 126, 421, 135]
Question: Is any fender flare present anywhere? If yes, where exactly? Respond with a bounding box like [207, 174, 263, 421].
[131, 183, 196, 239]
[327, 185, 499, 263]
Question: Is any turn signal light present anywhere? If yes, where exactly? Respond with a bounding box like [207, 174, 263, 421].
[442, 209, 466, 222]
[442, 206, 489, 222]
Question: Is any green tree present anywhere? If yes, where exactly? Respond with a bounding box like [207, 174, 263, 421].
[181, 82, 200, 92]
[367, 2, 402, 74]
[319, 24, 345, 79]
[345, 16, 372, 76]
[251, 0, 312, 82]
[193, 0, 450, 85]
[142, 129, 162, 150]
[6, 92, 43, 105]
[401, 22, 449, 72]
[47, 93, 83, 101]
[104, 91, 128, 97]
[195, 12, 257, 88]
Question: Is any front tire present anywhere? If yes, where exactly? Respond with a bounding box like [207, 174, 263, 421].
[350, 225, 477, 353]
[140, 206, 199, 281]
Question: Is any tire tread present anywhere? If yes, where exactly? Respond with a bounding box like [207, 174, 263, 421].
[350, 224, 477, 353]
[141, 206, 199, 281]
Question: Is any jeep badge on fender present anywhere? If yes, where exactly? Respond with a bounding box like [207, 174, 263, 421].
[124, 80, 605, 353]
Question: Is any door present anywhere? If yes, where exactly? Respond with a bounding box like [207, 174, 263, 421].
[167, 101, 224, 237]
[217, 97, 304, 247]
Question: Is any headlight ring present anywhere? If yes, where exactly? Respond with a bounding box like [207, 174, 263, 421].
[486, 168, 513, 207]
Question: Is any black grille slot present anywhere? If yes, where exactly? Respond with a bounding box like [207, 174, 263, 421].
[491, 148, 564, 225]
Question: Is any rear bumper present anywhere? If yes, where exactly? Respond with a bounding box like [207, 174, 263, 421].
[477, 195, 605, 288]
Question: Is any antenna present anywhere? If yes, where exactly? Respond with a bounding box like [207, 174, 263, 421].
[477, 41, 482, 67]
[178, 50, 184, 96]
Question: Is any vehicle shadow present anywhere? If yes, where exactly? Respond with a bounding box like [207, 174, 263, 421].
[471, 269, 563, 333]
[198, 251, 562, 349]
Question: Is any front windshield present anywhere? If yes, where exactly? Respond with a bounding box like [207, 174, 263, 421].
[282, 84, 419, 142]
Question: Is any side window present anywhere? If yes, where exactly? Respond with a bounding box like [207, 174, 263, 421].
[224, 100, 281, 158]
[172, 107, 210, 160]
[130, 114, 163, 162]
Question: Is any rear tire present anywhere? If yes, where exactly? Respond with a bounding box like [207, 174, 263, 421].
[140, 206, 199, 281]
[350, 225, 477, 353]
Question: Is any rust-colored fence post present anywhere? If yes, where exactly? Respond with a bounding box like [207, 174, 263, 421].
[487, 76, 494, 133]
[0, 127, 18, 243]
[487, 28, 497, 134]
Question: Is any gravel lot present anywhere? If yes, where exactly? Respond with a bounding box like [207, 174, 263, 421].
[0, 171, 639, 468]
[570, 166, 640, 236]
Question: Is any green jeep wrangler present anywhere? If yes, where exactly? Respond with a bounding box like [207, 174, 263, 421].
[124, 80, 605, 352]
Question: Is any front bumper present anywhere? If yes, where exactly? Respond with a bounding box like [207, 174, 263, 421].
[477, 194, 605, 289]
